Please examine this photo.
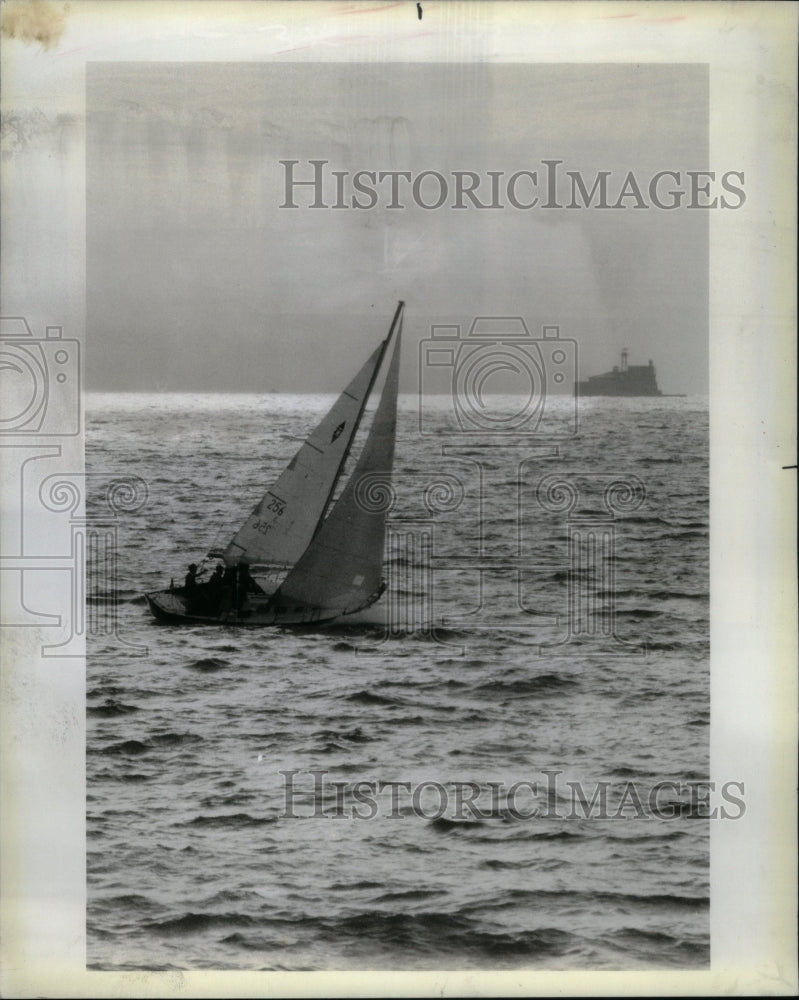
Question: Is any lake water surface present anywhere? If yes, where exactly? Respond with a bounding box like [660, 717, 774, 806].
[86, 392, 709, 971]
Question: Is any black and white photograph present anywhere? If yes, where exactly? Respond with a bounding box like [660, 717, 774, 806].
[1, 2, 796, 995]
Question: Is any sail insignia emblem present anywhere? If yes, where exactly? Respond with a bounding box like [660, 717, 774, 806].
[331, 421, 346, 443]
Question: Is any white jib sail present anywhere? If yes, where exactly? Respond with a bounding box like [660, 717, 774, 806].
[221, 340, 386, 568]
[274, 317, 402, 616]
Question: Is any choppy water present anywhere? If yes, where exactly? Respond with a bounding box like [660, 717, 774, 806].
[86, 392, 709, 970]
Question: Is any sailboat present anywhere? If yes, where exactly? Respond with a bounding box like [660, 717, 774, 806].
[145, 301, 404, 626]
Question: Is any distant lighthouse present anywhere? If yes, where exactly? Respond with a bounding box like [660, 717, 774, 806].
[576, 349, 664, 396]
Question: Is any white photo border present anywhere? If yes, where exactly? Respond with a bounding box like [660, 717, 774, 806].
[1, 1, 796, 996]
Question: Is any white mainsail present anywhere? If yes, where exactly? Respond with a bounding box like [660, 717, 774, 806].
[272, 314, 402, 616]
[221, 340, 388, 569]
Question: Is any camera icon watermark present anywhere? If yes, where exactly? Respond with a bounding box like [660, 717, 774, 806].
[0, 317, 80, 436]
[418, 318, 577, 437]
[0, 464, 149, 658]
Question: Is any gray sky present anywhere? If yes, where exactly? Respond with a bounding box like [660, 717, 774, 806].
[87, 61, 708, 393]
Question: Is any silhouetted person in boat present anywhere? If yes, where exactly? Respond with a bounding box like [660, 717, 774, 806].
[207, 563, 225, 594]
[184, 563, 200, 612]
[219, 564, 237, 616]
[205, 564, 226, 614]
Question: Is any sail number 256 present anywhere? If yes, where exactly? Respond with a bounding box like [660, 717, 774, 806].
[252, 495, 286, 535]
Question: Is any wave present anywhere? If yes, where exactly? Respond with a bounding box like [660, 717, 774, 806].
[392, 714, 434, 726]
[624, 515, 682, 526]
[145, 912, 260, 935]
[649, 530, 707, 541]
[608, 926, 704, 944]
[96, 733, 202, 756]
[183, 813, 278, 829]
[346, 690, 402, 707]
[98, 739, 150, 756]
[97, 893, 158, 909]
[605, 829, 689, 843]
[313, 727, 372, 744]
[473, 674, 577, 698]
[372, 888, 449, 903]
[482, 858, 537, 870]
[598, 926, 709, 965]
[186, 657, 229, 672]
[88, 698, 139, 717]
[429, 816, 485, 834]
[610, 765, 653, 779]
[472, 825, 586, 844]
[330, 880, 386, 891]
[151, 732, 203, 747]
[90, 684, 128, 697]
[217, 931, 288, 955]
[199, 792, 257, 809]
[479, 837, 581, 863]
[199, 889, 271, 908]
[463, 887, 708, 912]
[638, 590, 708, 601]
[327, 910, 574, 960]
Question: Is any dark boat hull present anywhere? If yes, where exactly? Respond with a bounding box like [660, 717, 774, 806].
[144, 587, 381, 627]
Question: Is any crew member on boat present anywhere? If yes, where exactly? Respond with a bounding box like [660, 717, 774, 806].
[205, 564, 226, 613]
[184, 563, 200, 612]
